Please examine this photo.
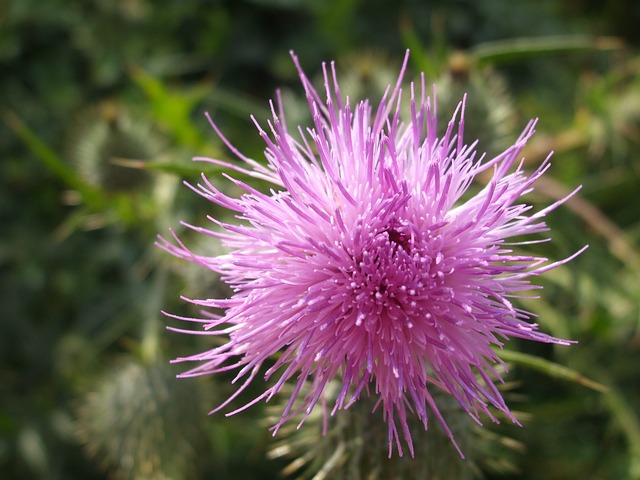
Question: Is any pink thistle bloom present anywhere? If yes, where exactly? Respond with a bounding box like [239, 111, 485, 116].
[159, 51, 586, 457]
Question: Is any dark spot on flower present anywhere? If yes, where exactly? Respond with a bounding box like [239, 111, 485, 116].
[385, 227, 411, 254]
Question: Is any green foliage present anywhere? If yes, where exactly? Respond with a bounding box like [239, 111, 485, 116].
[76, 359, 208, 480]
[2, 0, 640, 478]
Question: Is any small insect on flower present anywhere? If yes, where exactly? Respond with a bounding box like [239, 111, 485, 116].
[158, 51, 586, 458]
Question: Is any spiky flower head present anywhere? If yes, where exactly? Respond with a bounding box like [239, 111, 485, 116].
[159, 51, 585, 457]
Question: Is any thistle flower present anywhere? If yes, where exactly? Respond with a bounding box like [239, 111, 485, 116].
[159, 51, 586, 457]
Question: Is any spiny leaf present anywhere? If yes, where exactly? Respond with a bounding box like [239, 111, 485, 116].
[131, 68, 211, 149]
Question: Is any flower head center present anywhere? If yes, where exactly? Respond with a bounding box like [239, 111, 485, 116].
[347, 224, 449, 329]
[385, 226, 412, 254]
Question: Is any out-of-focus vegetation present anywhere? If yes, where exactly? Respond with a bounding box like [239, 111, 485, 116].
[2, 0, 639, 478]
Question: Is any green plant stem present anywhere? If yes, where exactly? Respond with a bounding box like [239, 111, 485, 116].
[498, 349, 608, 393]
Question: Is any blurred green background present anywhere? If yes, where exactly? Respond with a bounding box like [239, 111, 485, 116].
[2, 0, 640, 478]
